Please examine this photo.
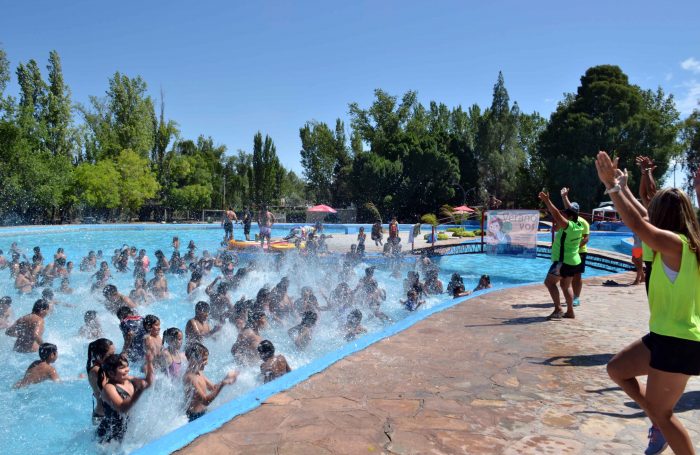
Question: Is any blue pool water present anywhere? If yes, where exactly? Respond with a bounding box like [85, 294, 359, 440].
[0, 226, 623, 454]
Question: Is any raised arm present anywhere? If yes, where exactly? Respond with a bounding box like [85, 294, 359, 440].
[560, 187, 572, 209]
[617, 168, 648, 219]
[538, 192, 569, 230]
[595, 151, 681, 263]
[695, 168, 700, 208]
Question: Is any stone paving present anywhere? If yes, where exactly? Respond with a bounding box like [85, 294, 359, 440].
[178, 271, 700, 454]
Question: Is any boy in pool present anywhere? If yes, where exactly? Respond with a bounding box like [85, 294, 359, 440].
[147, 267, 169, 299]
[142, 315, 162, 363]
[185, 301, 221, 345]
[5, 299, 49, 352]
[184, 343, 238, 422]
[0, 296, 12, 329]
[231, 311, 267, 365]
[344, 309, 367, 341]
[257, 339, 291, 383]
[401, 289, 425, 311]
[288, 311, 317, 350]
[117, 306, 146, 363]
[59, 277, 73, 294]
[103, 284, 137, 313]
[80, 310, 103, 339]
[14, 342, 59, 388]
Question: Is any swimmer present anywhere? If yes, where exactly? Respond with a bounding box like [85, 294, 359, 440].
[0, 296, 13, 329]
[5, 299, 49, 352]
[59, 277, 73, 294]
[257, 340, 291, 383]
[14, 262, 35, 294]
[344, 309, 367, 341]
[401, 289, 424, 311]
[80, 251, 97, 272]
[96, 354, 154, 443]
[288, 311, 317, 350]
[424, 269, 444, 294]
[117, 306, 146, 363]
[230, 297, 249, 331]
[206, 277, 233, 323]
[0, 249, 7, 269]
[129, 277, 153, 305]
[231, 311, 266, 365]
[172, 236, 180, 251]
[103, 284, 137, 313]
[160, 327, 186, 378]
[153, 250, 169, 271]
[185, 301, 221, 345]
[269, 277, 294, 323]
[184, 343, 238, 422]
[147, 267, 169, 299]
[80, 310, 103, 339]
[446, 273, 464, 296]
[184, 240, 197, 263]
[91, 261, 111, 292]
[293, 286, 321, 316]
[86, 338, 115, 424]
[371, 220, 384, 246]
[14, 343, 59, 388]
[404, 271, 425, 297]
[474, 274, 492, 292]
[357, 227, 367, 256]
[142, 315, 162, 363]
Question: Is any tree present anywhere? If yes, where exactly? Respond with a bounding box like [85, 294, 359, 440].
[152, 89, 179, 175]
[16, 59, 47, 141]
[45, 50, 73, 157]
[0, 44, 13, 117]
[73, 160, 121, 209]
[251, 132, 281, 206]
[539, 65, 680, 210]
[682, 107, 700, 195]
[300, 121, 336, 203]
[113, 149, 160, 215]
[108, 72, 156, 157]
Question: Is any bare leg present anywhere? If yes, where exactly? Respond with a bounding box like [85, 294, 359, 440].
[544, 273, 561, 312]
[646, 368, 694, 454]
[607, 339, 651, 407]
[572, 273, 582, 298]
[559, 276, 574, 316]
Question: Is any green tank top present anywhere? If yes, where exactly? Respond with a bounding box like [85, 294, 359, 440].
[578, 218, 590, 253]
[642, 242, 653, 262]
[551, 220, 583, 266]
[649, 234, 700, 342]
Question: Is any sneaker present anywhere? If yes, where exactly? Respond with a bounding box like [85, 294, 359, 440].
[573, 297, 580, 307]
[645, 425, 668, 455]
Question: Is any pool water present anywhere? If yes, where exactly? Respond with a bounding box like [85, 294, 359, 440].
[0, 227, 620, 454]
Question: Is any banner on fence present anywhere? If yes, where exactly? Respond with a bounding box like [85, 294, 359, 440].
[484, 210, 539, 258]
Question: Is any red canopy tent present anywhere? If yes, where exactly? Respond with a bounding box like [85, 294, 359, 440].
[307, 204, 337, 213]
[452, 205, 475, 213]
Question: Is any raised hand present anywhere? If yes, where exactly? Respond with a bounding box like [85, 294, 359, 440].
[560, 187, 569, 197]
[595, 151, 619, 188]
[616, 168, 629, 188]
[538, 191, 550, 203]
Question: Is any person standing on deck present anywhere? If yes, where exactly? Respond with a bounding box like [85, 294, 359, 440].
[560, 188, 590, 306]
[539, 191, 583, 320]
[223, 207, 238, 243]
[257, 206, 275, 249]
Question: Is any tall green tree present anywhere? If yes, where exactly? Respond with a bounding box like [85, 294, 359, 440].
[113, 149, 160, 215]
[539, 65, 680, 210]
[16, 59, 47, 141]
[45, 50, 73, 157]
[300, 121, 337, 203]
[0, 45, 12, 117]
[251, 132, 281, 205]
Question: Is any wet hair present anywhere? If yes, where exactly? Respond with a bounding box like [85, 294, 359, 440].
[190, 270, 202, 282]
[0, 296, 11, 307]
[84, 310, 98, 323]
[143, 314, 160, 331]
[257, 339, 275, 360]
[480, 274, 490, 284]
[99, 354, 129, 386]
[86, 338, 114, 373]
[38, 343, 57, 361]
[301, 311, 318, 326]
[648, 188, 700, 263]
[185, 342, 208, 362]
[216, 282, 229, 295]
[155, 250, 164, 258]
[34, 246, 41, 253]
[55, 257, 66, 267]
[42, 288, 54, 300]
[195, 301, 210, 313]
[103, 284, 117, 298]
[256, 288, 270, 303]
[407, 289, 418, 299]
[250, 311, 266, 324]
[347, 309, 362, 326]
[452, 283, 466, 297]
[450, 273, 462, 283]
[365, 266, 375, 276]
[32, 299, 49, 314]
[116, 306, 134, 320]
[163, 327, 182, 346]
[88, 250, 96, 257]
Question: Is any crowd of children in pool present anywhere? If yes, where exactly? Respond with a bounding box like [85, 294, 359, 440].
[0, 236, 491, 445]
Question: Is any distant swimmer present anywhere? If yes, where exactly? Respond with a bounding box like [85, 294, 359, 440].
[14, 343, 59, 388]
[5, 299, 49, 353]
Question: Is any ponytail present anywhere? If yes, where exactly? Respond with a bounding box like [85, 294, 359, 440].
[86, 338, 114, 374]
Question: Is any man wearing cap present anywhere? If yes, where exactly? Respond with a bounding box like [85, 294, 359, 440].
[561, 188, 589, 307]
[538, 191, 584, 320]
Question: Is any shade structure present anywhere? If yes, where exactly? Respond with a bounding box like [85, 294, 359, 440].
[307, 204, 337, 213]
[452, 205, 475, 213]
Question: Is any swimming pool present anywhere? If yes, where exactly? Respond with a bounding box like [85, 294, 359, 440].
[0, 226, 623, 454]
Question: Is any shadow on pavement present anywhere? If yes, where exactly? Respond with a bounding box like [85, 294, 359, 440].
[511, 303, 553, 309]
[535, 353, 614, 367]
[579, 391, 700, 419]
[464, 316, 549, 328]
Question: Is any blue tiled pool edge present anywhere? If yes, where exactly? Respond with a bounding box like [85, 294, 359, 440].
[132, 279, 588, 455]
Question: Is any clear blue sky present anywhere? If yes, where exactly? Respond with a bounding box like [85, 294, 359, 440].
[1, 0, 699, 177]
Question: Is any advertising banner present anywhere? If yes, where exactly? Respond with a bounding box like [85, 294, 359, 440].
[484, 210, 540, 258]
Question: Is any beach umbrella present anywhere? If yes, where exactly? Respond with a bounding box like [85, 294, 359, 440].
[452, 205, 475, 213]
[307, 204, 337, 213]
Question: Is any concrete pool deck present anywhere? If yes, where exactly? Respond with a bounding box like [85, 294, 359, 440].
[177, 271, 700, 454]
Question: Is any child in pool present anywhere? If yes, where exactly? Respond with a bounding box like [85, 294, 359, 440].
[401, 289, 425, 312]
[142, 315, 162, 363]
[6, 299, 49, 352]
[59, 277, 73, 294]
[80, 310, 103, 339]
[96, 354, 154, 443]
[257, 339, 291, 383]
[357, 227, 366, 256]
[86, 338, 115, 424]
[14, 342, 59, 388]
[344, 309, 367, 341]
[0, 296, 12, 329]
[160, 327, 186, 378]
[231, 310, 266, 365]
[185, 301, 221, 345]
[473, 274, 492, 291]
[288, 311, 317, 350]
[147, 267, 169, 299]
[183, 343, 238, 422]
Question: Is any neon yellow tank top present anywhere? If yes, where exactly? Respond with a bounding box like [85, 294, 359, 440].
[648, 234, 700, 342]
[642, 242, 653, 262]
[578, 218, 590, 253]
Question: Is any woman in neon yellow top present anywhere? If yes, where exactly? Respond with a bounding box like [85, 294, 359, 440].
[596, 151, 700, 455]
